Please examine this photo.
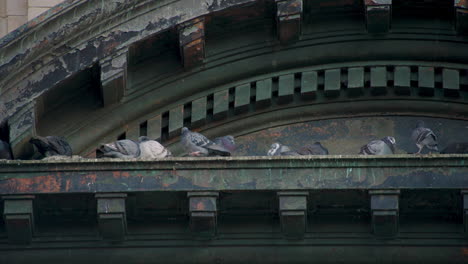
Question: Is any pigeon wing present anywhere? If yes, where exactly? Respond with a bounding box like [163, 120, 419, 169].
[360, 140, 382, 155]
[139, 140, 171, 159]
[189, 131, 213, 148]
[46, 136, 73, 156]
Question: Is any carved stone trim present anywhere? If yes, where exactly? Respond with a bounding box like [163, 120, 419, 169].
[2, 195, 35, 244]
[462, 190, 468, 236]
[96, 193, 127, 241]
[369, 189, 400, 238]
[455, 0, 468, 35]
[178, 17, 205, 68]
[9, 102, 36, 159]
[275, 0, 303, 44]
[277, 191, 308, 239]
[364, 0, 392, 34]
[99, 48, 128, 106]
[187, 191, 219, 239]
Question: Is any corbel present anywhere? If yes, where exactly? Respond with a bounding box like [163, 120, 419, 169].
[187, 191, 219, 239]
[96, 193, 127, 241]
[275, 0, 303, 44]
[3, 195, 35, 244]
[99, 48, 128, 106]
[277, 191, 308, 239]
[369, 190, 400, 238]
[178, 17, 205, 68]
[455, 0, 468, 35]
[9, 101, 36, 159]
[364, 0, 392, 34]
[462, 190, 468, 235]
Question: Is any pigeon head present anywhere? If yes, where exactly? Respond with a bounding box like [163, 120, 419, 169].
[216, 136, 236, 152]
[382, 136, 396, 153]
[181, 127, 190, 134]
[268, 143, 281, 156]
[382, 136, 396, 145]
[139, 136, 151, 142]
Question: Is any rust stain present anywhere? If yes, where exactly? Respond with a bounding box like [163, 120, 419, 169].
[0, 175, 61, 193]
[80, 173, 97, 185]
[65, 179, 71, 192]
[112, 171, 130, 178]
[463, 247, 468, 256]
[104, 41, 119, 54]
[196, 201, 206, 210]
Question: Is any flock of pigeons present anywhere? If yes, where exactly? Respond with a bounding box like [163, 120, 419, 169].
[0, 120, 467, 160]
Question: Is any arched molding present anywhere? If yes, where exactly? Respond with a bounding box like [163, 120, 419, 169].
[1, 0, 468, 157]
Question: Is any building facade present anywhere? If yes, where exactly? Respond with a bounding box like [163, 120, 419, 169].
[0, 0, 468, 263]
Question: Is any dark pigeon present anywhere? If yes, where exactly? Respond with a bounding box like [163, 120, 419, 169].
[97, 139, 140, 159]
[441, 142, 468, 154]
[0, 140, 13, 160]
[30, 136, 73, 157]
[359, 136, 396, 155]
[296, 142, 329, 155]
[138, 136, 172, 158]
[181, 127, 231, 157]
[213, 135, 236, 154]
[411, 120, 438, 154]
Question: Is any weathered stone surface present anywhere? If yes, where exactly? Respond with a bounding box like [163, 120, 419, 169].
[0, 155, 466, 194]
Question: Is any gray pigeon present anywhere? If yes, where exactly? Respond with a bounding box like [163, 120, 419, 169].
[267, 143, 299, 156]
[411, 120, 438, 154]
[97, 139, 140, 159]
[29, 136, 73, 157]
[296, 142, 329, 155]
[359, 136, 396, 155]
[268, 142, 329, 156]
[181, 127, 231, 157]
[138, 136, 172, 159]
[0, 140, 13, 160]
[213, 135, 236, 154]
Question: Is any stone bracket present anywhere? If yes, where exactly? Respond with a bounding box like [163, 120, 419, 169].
[364, 0, 392, 34]
[99, 48, 128, 106]
[278, 191, 308, 239]
[3, 195, 35, 244]
[178, 17, 205, 68]
[9, 102, 36, 159]
[455, 0, 468, 35]
[369, 190, 399, 238]
[187, 191, 219, 239]
[96, 193, 127, 241]
[462, 190, 468, 235]
[275, 0, 303, 44]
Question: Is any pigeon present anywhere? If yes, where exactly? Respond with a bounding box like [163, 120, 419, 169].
[268, 142, 329, 156]
[359, 136, 396, 155]
[181, 127, 231, 157]
[96, 139, 140, 159]
[411, 120, 438, 154]
[29, 136, 73, 157]
[267, 143, 299, 156]
[138, 136, 172, 159]
[440, 142, 468, 154]
[296, 142, 329, 155]
[213, 135, 236, 154]
[0, 140, 13, 160]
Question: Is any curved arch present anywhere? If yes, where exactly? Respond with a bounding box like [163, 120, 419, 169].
[1, 0, 468, 158]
